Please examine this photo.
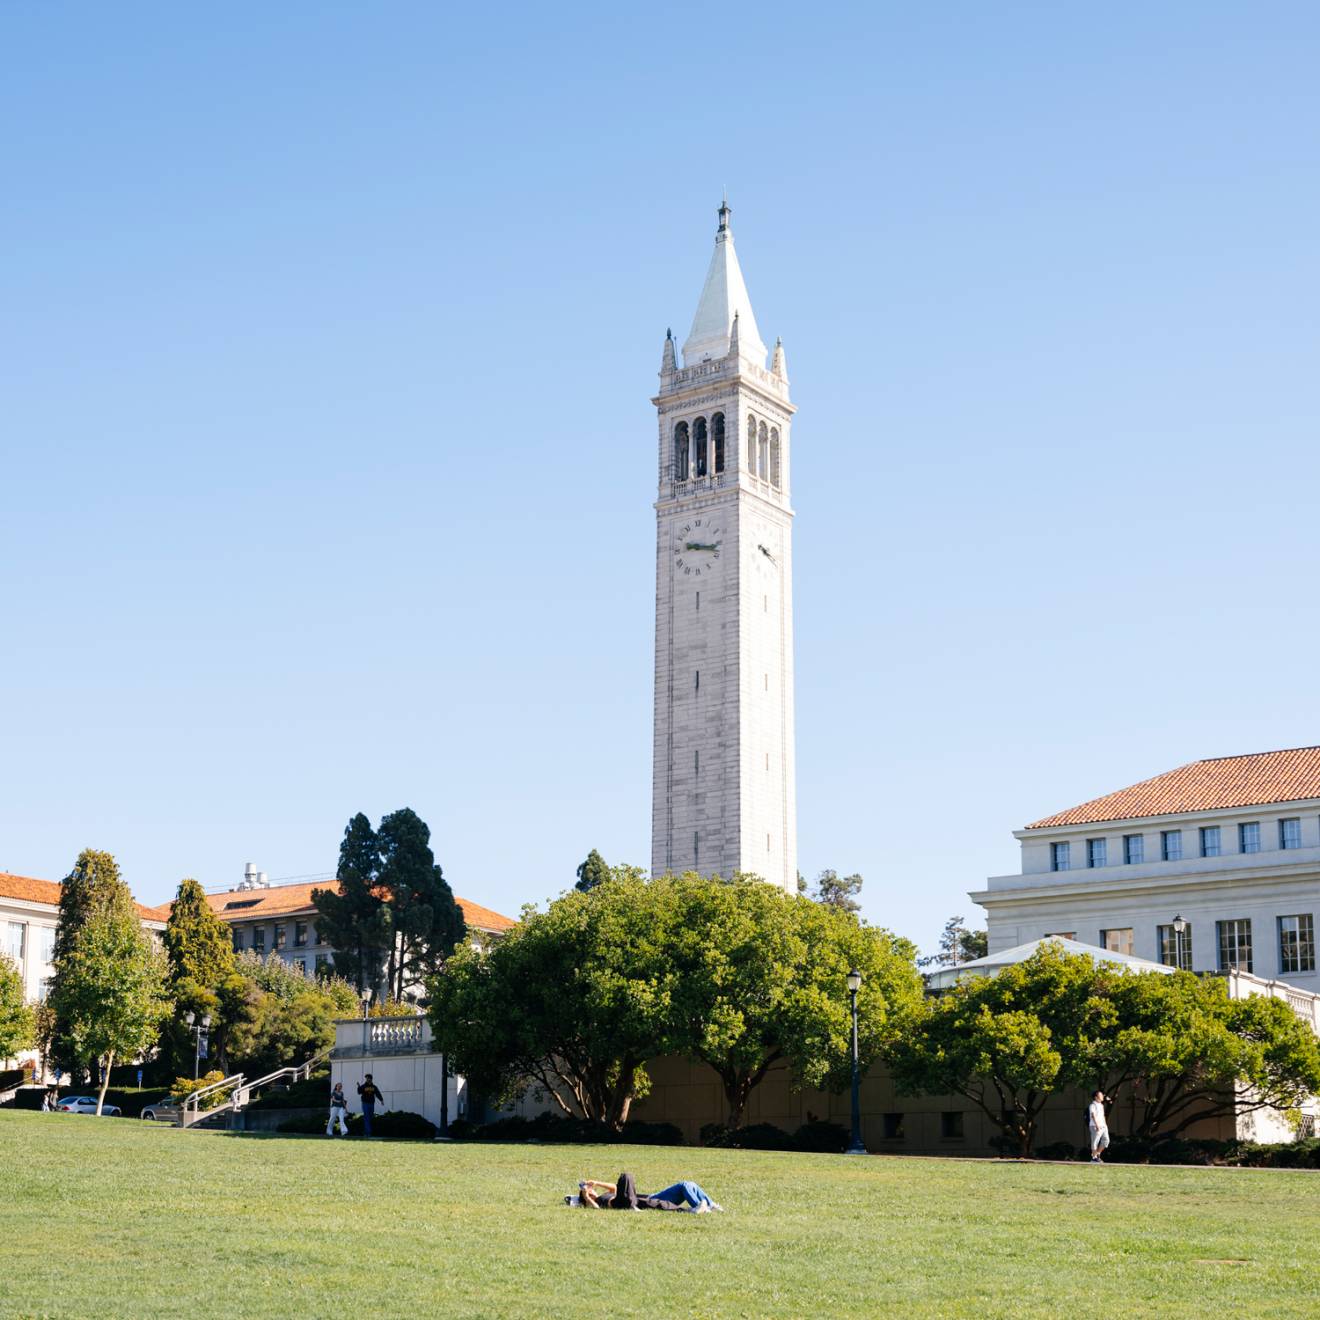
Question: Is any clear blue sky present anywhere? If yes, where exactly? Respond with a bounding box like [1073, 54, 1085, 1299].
[3, 3, 1318, 953]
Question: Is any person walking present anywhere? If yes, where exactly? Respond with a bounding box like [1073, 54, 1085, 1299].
[327, 1081, 350, 1138]
[1088, 1090, 1110, 1163]
[357, 1074, 384, 1138]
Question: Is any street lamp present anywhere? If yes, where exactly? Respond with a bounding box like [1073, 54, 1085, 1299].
[845, 968, 866, 1155]
[360, 988, 373, 1054]
[1171, 914, 1188, 970]
[184, 1011, 212, 1081]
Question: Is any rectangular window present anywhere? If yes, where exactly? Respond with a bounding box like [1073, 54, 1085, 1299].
[1279, 915, 1316, 974]
[766, 833, 771, 852]
[38, 978, 53, 1003]
[693, 832, 699, 867]
[694, 750, 699, 774]
[274, 925, 287, 951]
[1217, 919, 1253, 972]
[1200, 825, 1222, 857]
[764, 673, 769, 691]
[1158, 923, 1193, 970]
[1161, 830, 1183, 861]
[1123, 834, 1144, 865]
[1280, 818, 1302, 850]
[1050, 842, 1071, 872]
[695, 591, 699, 611]
[6, 921, 25, 966]
[38, 926, 56, 964]
[294, 921, 308, 947]
[882, 1112, 905, 1140]
[1239, 822, 1261, 854]
[940, 1111, 965, 1140]
[315, 953, 330, 977]
[232, 928, 244, 952]
[1101, 928, 1134, 956]
[1087, 838, 1107, 868]
[695, 670, 700, 692]
[253, 926, 266, 953]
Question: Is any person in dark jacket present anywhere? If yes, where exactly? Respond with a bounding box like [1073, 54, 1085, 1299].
[357, 1075, 385, 1138]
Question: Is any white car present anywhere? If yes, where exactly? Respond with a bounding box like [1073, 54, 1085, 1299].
[54, 1095, 122, 1116]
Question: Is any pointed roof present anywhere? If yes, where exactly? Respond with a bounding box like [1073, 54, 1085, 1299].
[682, 200, 766, 367]
[1026, 745, 1320, 829]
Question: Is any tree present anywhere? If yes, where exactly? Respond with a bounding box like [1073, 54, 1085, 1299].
[917, 915, 989, 968]
[811, 869, 863, 913]
[161, 878, 241, 1072]
[666, 876, 922, 1126]
[0, 955, 34, 1063]
[313, 812, 389, 994]
[574, 849, 611, 893]
[889, 944, 1112, 1156]
[428, 873, 676, 1129]
[1099, 972, 1320, 1140]
[49, 905, 170, 1114]
[377, 808, 466, 1000]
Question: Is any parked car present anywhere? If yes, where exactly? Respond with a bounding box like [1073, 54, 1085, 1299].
[139, 1102, 180, 1123]
[54, 1095, 122, 1116]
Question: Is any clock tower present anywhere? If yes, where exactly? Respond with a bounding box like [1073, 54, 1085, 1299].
[651, 201, 797, 893]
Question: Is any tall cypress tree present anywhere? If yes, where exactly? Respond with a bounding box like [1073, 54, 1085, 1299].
[575, 849, 611, 892]
[313, 814, 389, 994]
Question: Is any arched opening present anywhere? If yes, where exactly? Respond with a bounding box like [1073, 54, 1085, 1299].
[674, 421, 689, 482]
[746, 413, 757, 473]
[758, 420, 769, 481]
[770, 427, 781, 488]
[693, 416, 708, 478]
[712, 412, 725, 474]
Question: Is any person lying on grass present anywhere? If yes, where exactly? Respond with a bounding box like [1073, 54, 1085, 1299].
[569, 1171, 723, 1212]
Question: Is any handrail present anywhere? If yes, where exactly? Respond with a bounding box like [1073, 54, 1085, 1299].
[180, 1071, 245, 1126]
[231, 1050, 329, 1110]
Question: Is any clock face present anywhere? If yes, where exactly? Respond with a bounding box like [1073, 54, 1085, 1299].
[673, 517, 724, 578]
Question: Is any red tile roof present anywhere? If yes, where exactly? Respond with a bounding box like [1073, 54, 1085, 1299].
[200, 880, 515, 932]
[0, 871, 170, 924]
[1028, 745, 1320, 829]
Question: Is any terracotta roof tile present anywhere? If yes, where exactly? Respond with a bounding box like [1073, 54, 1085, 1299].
[199, 879, 515, 932]
[0, 871, 169, 924]
[1028, 745, 1320, 829]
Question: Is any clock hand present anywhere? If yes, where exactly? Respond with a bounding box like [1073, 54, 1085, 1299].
[685, 542, 720, 551]
[758, 544, 777, 564]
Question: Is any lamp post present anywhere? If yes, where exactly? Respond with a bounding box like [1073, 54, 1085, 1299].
[360, 988, 373, 1054]
[184, 1011, 212, 1081]
[1171, 914, 1188, 971]
[845, 968, 866, 1155]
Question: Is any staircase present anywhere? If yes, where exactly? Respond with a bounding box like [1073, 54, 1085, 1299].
[178, 1051, 327, 1129]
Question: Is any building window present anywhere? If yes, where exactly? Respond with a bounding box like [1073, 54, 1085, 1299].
[746, 413, 757, 471]
[769, 427, 781, 488]
[694, 749, 699, 775]
[1158, 923, 1193, 970]
[1087, 838, 1107, 868]
[1200, 825, 1222, 858]
[232, 928, 244, 952]
[712, 412, 725, 474]
[1050, 842, 1071, 872]
[940, 1111, 965, 1140]
[6, 921, 25, 966]
[38, 978, 53, 1002]
[294, 921, 308, 947]
[253, 926, 266, 953]
[693, 832, 699, 868]
[38, 926, 56, 965]
[693, 416, 708, 478]
[1217, 919, 1253, 972]
[695, 670, 700, 692]
[1239, 822, 1261, 854]
[1280, 818, 1302, 850]
[882, 1112, 905, 1140]
[1279, 915, 1315, 974]
[673, 421, 689, 481]
[1123, 834, 1144, 865]
[1161, 830, 1183, 861]
[1101, 928, 1134, 956]
[758, 420, 769, 480]
[315, 953, 330, 977]
[274, 925, 287, 951]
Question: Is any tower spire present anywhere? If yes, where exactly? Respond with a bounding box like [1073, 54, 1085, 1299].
[681, 198, 766, 366]
[661, 327, 677, 374]
[771, 335, 787, 380]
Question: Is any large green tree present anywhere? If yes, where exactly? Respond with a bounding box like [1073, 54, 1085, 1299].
[574, 849, 611, 893]
[811, 869, 864, 914]
[667, 876, 922, 1125]
[918, 915, 989, 968]
[49, 891, 171, 1113]
[0, 955, 35, 1063]
[313, 812, 389, 994]
[889, 944, 1114, 1156]
[428, 873, 676, 1128]
[1099, 971, 1320, 1140]
[162, 878, 242, 1073]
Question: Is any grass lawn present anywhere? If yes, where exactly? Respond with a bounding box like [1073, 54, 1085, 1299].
[4, 1112, 1320, 1318]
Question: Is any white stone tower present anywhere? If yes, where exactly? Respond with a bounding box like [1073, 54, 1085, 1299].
[651, 201, 797, 893]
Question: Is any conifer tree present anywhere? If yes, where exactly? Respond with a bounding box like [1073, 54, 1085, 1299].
[575, 849, 611, 892]
[314, 813, 389, 994]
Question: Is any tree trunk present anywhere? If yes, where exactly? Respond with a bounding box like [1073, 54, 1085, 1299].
[96, 1051, 115, 1116]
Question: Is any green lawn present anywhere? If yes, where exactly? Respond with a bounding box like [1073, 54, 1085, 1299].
[3, 1112, 1319, 1319]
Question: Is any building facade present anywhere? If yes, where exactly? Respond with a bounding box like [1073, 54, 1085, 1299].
[651, 201, 798, 893]
[973, 746, 1320, 991]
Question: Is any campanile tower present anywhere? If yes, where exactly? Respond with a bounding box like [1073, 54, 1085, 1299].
[651, 201, 797, 893]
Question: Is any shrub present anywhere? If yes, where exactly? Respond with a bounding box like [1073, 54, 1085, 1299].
[171, 1071, 233, 1110]
[346, 1110, 436, 1139]
[243, 1069, 331, 1111]
[276, 1111, 329, 1135]
[446, 1113, 682, 1145]
[791, 1120, 850, 1154]
[701, 1122, 793, 1151]
[1033, 1141, 1081, 1162]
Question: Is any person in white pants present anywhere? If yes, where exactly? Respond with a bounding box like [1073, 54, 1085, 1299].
[1088, 1090, 1110, 1162]
[327, 1082, 350, 1137]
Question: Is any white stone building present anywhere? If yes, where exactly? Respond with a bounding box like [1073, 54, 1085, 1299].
[651, 201, 797, 892]
[973, 746, 1320, 990]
